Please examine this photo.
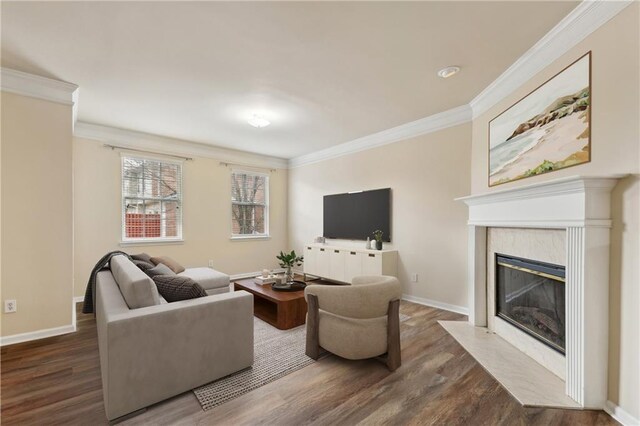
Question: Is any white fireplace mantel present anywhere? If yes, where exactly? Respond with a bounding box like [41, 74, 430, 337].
[456, 174, 624, 228]
[455, 175, 623, 409]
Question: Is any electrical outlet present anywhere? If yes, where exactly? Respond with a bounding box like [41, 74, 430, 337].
[411, 273, 418, 283]
[208, 260, 214, 268]
[4, 299, 17, 313]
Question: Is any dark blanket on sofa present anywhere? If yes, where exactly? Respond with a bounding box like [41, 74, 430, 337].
[82, 251, 132, 314]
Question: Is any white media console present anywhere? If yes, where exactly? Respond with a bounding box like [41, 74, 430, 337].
[303, 244, 398, 283]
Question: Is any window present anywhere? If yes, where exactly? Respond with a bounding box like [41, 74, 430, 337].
[122, 156, 182, 242]
[231, 170, 269, 238]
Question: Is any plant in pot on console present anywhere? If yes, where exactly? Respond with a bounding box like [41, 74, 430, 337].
[276, 250, 304, 283]
[373, 230, 384, 250]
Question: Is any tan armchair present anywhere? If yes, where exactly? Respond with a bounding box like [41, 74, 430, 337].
[304, 276, 402, 371]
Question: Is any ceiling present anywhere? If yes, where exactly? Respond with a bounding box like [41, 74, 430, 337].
[1, 1, 578, 159]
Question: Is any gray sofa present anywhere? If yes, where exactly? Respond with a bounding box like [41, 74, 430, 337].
[96, 255, 254, 421]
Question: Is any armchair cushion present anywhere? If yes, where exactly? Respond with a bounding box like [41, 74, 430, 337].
[319, 311, 387, 359]
[304, 276, 401, 319]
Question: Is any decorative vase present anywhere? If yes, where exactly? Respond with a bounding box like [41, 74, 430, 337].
[375, 240, 382, 250]
[285, 266, 294, 283]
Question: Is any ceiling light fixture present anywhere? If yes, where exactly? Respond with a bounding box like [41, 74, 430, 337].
[437, 66, 461, 79]
[247, 114, 270, 128]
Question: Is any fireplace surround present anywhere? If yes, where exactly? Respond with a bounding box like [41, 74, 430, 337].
[457, 175, 622, 409]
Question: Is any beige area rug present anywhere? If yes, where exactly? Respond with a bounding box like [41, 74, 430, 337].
[194, 314, 410, 411]
[193, 318, 315, 411]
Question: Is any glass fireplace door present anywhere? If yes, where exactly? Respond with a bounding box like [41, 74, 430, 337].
[496, 254, 566, 354]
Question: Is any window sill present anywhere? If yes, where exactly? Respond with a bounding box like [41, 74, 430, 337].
[119, 239, 184, 247]
[230, 235, 271, 241]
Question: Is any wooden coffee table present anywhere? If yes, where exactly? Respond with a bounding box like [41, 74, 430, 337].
[234, 278, 307, 330]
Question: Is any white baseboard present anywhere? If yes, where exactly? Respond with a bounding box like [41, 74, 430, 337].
[73, 296, 84, 303]
[230, 271, 261, 280]
[402, 294, 469, 316]
[230, 268, 287, 281]
[604, 400, 639, 426]
[0, 324, 77, 347]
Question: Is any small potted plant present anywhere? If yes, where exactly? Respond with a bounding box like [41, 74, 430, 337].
[373, 230, 384, 250]
[276, 250, 304, 283]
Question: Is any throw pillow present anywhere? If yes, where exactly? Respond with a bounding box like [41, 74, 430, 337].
[150, 256, 186, 274]
[146, 263, 176, 278]
[131, 253, 153, 263]
[132, 259, 154, 272]
[152, 275, 207, 302]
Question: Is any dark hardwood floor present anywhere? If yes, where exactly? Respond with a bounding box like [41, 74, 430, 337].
[1, 302, 616, 425]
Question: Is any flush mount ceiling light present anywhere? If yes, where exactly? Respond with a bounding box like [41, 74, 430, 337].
[247, 114, 270, 128]
[437, 66, 461, 79]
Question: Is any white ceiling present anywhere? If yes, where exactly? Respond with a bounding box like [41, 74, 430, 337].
[1, 1, 578, 159]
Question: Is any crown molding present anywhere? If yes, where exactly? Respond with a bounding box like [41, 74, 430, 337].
[0, 67, 78, 106]
[469, 0, 633, 119]
[74, 122, 289, 169]
[289, 104, 472, 168]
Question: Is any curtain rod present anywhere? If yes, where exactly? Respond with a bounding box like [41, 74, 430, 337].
[219, 161, 276, 172]
[103, 144, 194, 161]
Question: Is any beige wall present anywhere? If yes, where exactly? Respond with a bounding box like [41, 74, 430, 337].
[288, 123, 471, 309]
[470, 4, 639, 418]
[73, 137, 288, 298]
[1, 92, 74, 337]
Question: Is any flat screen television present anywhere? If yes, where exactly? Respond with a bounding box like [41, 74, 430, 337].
[323, 188, 391, 242]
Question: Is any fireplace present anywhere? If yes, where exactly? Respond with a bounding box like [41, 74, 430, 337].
[458, 176, 620, 407]
[495, 254, 566, 354]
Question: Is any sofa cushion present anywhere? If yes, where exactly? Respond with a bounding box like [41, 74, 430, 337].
[110, 255, 161, 309]
[131, 253, 153, 263]
[132, 259, 154, 273]
[146, 263, 175, 278]
[204, 287, 230, 296]
[151, 275, 207, 302]
[179, 268, 229, 291]
[150, 256, 185, 274]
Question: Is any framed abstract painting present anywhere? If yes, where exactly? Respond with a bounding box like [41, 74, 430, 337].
[489, 52, 591, 187]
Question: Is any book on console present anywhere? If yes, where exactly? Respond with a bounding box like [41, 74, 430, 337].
[254, 276, 278, 285]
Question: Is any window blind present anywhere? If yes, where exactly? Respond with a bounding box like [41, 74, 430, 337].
[122, 156, 183, 240]
[231, 171, 269, 236]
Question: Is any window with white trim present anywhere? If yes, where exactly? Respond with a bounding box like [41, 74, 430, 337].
[231, 170, 269, 238]
[122, 156, 183, 241]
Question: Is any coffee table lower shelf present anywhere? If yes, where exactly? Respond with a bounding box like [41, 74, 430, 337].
[253, 296, 278, 325]
[234, 280, 307, 330]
